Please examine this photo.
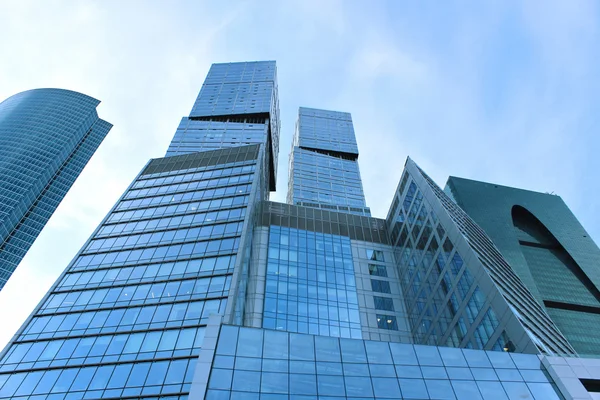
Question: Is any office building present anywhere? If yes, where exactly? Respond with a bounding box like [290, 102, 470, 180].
[287, 107, 370, 216]
[445, 176, 600, 356]
[0, 63, 599, 400]
[0, 89, 112, 290]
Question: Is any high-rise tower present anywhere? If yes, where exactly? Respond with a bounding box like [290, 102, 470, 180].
[0, 62, 278, 399]
[445, 177, 600, 356]
[0, 89, 112, 290]
[0, 64, 597, 400]
[287, 107, 370, 216]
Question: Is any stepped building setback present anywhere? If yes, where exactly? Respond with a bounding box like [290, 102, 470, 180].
[0, 62, 599, 400]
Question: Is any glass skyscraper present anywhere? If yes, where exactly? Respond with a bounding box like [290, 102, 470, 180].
[287, 107, 370, 216]
[0, 89, 112, 290]
[445, 176, 600, 356]
[1, 62, 599, 400]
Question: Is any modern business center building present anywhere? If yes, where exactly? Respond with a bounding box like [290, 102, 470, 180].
[0, 61, 598, 400]
[0, 89, 112, 291]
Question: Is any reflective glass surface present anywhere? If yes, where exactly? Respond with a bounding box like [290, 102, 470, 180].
[263, 226, 361, 339]
[204, 325, 561, 400]
[0, 89, 111, 290]
[287, 107, 369, 216]
[0, 157, 257, 398]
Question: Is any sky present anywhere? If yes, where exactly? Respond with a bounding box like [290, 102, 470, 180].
[0, 0, 599, 349]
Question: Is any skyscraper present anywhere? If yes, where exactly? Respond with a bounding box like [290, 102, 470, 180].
[0, 63, 598, 400]
[287, 107, 370, 216]
[0, 89, 112, 290]
[445, 176, 600, 356]
[0, 61, 278, 399]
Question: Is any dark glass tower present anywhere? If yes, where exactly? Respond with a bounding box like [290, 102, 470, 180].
[0, 89, 112, 290]
[445, 177, 600, 356]
[287, 107, 370, 216]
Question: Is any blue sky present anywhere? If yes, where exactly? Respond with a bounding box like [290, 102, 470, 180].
[0, 0, 599, 348]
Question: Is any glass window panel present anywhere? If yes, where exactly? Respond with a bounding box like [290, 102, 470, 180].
[314, 336, 340, 362]
[425, 379, 454, 400]
[502, 382, 533, 400]
[33, 369, 62, 394]
[289, 333, 314, 361]
[288, 373, 316, 396]
[289, 360, 315, 374]
[399, 378, 429, 399]
[485, 351, 515, 369]
[463, 349, 492, 368]
[372, 377, 400, 398]
[237, 327, 263, 358]
[127, 363, 151, 387]
[235, 357, 261, 372]
[476, 381, 509, 400]
[452, 380, 483, 400]
[421, 366, 448, 379]
[317, 375, 345, 396]
[0, 372, 26, 397]
[340, 338, 366, 363]
[365, 341, 392, 364]
[263, 329, 288, 359]
[165, 359, 188, 385]
[89, 365, 114, 390]
[495, 369, 521, 382]
[472, 368, 499, 381]
[510, 353, 541, 370]
[389, 342, 418, 365]
[51, 368, 78, 393]
[209, 368, 233, 390]
[414, 344, 443, 366]
[232, 370, 261, 393]
[446, 367, 474, 380]
[107, 364, 132, 389]
[146, 360, 169, 386]
[526, 382, 560, 400]
[439, 346, 468, 367]
[14, 371, 44, 396]
[70, 367, 97, 391]
[261, 372, 288, 394]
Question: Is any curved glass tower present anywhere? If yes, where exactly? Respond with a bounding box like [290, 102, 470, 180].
[0, 89, 112, 290]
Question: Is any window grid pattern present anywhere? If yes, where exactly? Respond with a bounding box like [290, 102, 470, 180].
[388, 172, 503, 350]
[205, 325, 561, 400]
[415, 162, 576, 355]
[287, 107, 369, 217]
[263, 226, 362, 339]
[0, 89, 111, 290]
[0, 156, 256, 398]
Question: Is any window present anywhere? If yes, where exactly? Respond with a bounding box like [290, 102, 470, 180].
[368, 264, 387, 277]
[373, 296, 394, 311]
[376, 315, 398, 330]
[366, 249, 384, 261]
[371, 279, 391, 294]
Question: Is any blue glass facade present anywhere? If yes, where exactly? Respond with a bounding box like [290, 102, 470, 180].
[195, 322, 564, 400]
[386, 158, 574, 355]
[262, 226, 362, 339]
[167, 61, 280, 191]
[0, 148, 260, 398]
[2, 62, 600, 400]
[287, 108, 370, 216]
[0, 89, 112, 290]
[0, 61, 278, 399]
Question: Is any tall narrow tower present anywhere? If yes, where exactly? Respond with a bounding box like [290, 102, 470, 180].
[287, 107, 370, 216]
[0, 89, 112, 290]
